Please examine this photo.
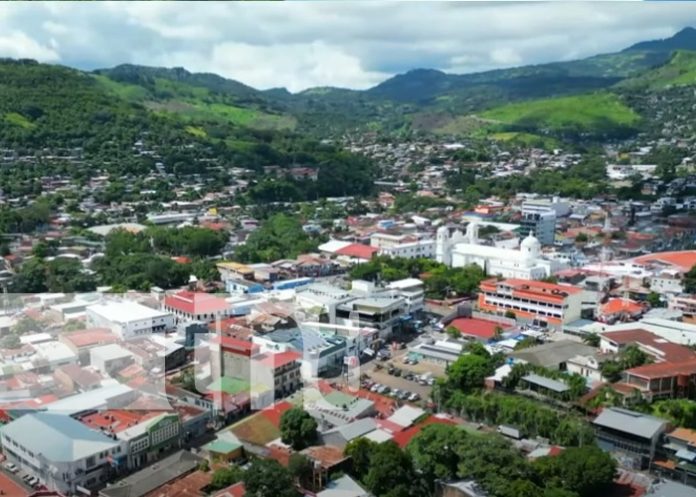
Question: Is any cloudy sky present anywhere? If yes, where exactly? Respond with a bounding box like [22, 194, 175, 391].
[1, 1, 696, 92]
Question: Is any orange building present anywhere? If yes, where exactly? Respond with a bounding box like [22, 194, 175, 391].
[477, 278, 583, 328]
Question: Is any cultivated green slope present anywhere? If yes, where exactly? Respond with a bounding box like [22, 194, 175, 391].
[617, 50, 696, 89]
[94, 65, 297, 131]
[478, 92, 641, 139]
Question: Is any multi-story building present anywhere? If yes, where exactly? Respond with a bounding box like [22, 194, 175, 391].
[387, 278, 425, 315]
[669, 295, 696, 323]
[370, 233, 436, 259]
[163, 291, 230, 324]
[1, 412, 122, 494]
[593, 407, 668, 469]
[86, 301, 174, 339]
[79, 410, 182, 471]
[621, 359, 696, 402]
[477, 278, 583, 328]
[335, 296, 406, 339]
[520, 209, 556, 246]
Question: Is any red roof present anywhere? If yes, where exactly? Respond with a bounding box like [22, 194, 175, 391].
[214, 335, 257, 356]
[259, 401, 294, 427]
[601, 329, 696, 363]
[164, 291, 229, 315]
[601, 298, 644, 317]
[480, 278, 582, 304]
[335, 243, 378, 260]
[214, 482, 246, 497]
[449, 317, 511, 340]
[392, 415, 457, 449]
[626, 358, 696, 380]
[257, 351, 301, 369]
[633, 250, 696, 272]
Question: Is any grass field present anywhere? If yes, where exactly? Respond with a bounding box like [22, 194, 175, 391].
[480, 92, 640, 132]
[5, 112, 36, 129]
[488, 131, 560, 149]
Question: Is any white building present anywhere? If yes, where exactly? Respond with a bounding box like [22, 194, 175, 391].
[370, 233, 435, 259]
[436, 223, 565, 279]
[87, 301, 175, 339]
[1, 412, 123, 494]
[387, 278, 425, 315]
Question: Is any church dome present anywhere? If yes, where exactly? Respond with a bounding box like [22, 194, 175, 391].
[520, 231, 541, 257]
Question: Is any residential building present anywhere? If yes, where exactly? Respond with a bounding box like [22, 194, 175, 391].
[86, 301, 174, 339]
[1, 412, 122, 494]
[478, 278, 583, 328]
[669, 295, 696, 324]
[593, 407, 669, 469]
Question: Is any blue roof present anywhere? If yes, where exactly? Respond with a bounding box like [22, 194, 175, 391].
[1, 412, 119, 462]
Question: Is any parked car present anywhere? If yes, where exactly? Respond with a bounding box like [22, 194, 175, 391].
[403, 372, 415, 381]
[399, 390, 410, 400]
[370, 383, 382, 393]
[4, 462, 17, 473]
[387, 366, 396, 375]
[379, 385, 391, 395]
[408, 392, 421, 402]
[394, 368, 402, 377]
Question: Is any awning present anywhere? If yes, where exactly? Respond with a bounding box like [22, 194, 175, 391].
[675, 449, 696, 462]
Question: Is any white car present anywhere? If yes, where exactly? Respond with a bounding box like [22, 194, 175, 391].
[4, 462, 17, 473]
[408, 392, 421, 402]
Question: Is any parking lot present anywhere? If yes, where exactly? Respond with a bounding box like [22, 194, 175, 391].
[361, 343, 447, 405]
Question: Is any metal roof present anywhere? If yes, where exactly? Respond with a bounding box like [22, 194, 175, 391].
[593, 407, 667, 440]
[0, 412, 119, 462]
[521, 373, 570, 393]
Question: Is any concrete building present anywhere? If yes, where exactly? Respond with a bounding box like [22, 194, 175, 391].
[593, 407, 668, 469]
[520, 210, 556, 246]
[163, 291, 229, 324]
[87, 301, 174, 339]
[1, 412, 122, 494]
[478, 278, 584, 328]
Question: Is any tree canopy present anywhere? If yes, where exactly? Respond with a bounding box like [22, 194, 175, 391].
[279, 407, 319, 451]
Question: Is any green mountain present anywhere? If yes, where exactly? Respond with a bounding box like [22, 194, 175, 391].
[4, 26, 696, 152]
[93, 64, 297, 131]
[617, 50, 696, 89]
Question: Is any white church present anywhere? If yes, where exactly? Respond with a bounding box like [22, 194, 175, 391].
[435, 222, 566, 280]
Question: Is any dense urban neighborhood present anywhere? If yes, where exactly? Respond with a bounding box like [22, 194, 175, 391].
[5, 8, 696, 497]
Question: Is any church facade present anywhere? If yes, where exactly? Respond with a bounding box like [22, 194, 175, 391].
[435, 223, 566, 280]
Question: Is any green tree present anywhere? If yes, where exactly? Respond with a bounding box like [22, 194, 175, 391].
[446, 353, 496, 394]
[364, 442, 417, 497]
[684, 264, 696, 294]
[1, 333, 21, 349]
[288, 453, 314, 489]
[280, 407, 318, 451]
[533, 446, 617, 497]
[344, 437, 378, 481]
[407, 424, 468, 487]
[582, 333, 600, 347]
[209, 465, 244, 491]
[242, 459, 297, 497]
[646, 291, 663, 308]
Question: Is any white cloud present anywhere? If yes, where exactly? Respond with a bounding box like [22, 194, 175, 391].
[1, 2, 696, 90]
[0, 31, 59, 62]
[159, 41, 388, 92]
